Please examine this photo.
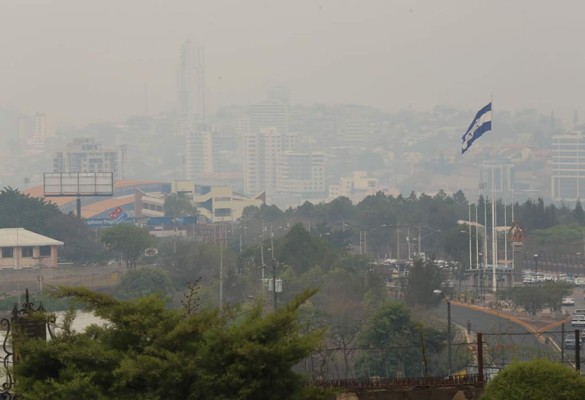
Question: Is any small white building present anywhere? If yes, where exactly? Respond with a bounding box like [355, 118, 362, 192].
[0, 228, 63, 269]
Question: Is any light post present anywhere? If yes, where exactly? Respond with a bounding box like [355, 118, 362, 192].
[433, 289, 452, 375]
[534, 253, 539, 279]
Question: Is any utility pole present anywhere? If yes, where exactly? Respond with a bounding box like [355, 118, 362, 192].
[272, 257, 278, 311]
[219, 223, 224, 310]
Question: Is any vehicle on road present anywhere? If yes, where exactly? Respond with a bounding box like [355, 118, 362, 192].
[571, 314, 585, 327]
[565, 335, 581, 349]
[562, 296, 575, 306]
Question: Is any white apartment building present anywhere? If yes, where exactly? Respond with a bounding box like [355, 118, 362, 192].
[244, 128, 282, 195]
[185, 128, 213, 180]
[329, 171, 379, 202]
[53, 138, 118, 177]
[250, 100, 288, 136]
[277, 152, 326, 194]
[551, 131, 585, 203]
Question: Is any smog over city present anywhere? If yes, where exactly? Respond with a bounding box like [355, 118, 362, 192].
[1, 0, 585, 204]
[5, 2, 585, 397]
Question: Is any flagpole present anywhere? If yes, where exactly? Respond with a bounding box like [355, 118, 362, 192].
[491, 94, 497, 293]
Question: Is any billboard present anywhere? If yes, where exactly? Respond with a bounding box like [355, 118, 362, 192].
[44, 172, 114, 197]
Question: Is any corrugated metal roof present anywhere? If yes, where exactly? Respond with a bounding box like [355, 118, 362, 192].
[0, 228, 64, 247]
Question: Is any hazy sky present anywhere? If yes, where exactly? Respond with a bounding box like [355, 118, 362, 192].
[2, 0, 585, 127]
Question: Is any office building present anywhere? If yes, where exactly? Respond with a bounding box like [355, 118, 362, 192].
[53, 138, 119, 176]
[551, 131, 585, 202]
[277, 152, 326, 195]
[177, 40, 206, 120]
[185, 127, 214, 180]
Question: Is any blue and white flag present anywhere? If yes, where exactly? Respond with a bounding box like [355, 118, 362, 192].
[461, 103, 492, 154]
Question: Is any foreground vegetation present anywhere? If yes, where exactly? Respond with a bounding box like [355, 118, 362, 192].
[16, 287, 331, 400]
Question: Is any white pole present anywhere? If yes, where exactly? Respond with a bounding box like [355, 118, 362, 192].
[468, 203, 472, 269]
[483, 195, 488, 277]
[219, 224, 224, 310]
[504, 198, 508, 266]
[418, 223, 421, 255]
[475, 204, 479, 268]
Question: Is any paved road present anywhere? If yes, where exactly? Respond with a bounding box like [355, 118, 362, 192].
[438, 303, 558, 370]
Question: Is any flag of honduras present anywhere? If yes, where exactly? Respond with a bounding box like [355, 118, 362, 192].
[461, 103, 492, 154]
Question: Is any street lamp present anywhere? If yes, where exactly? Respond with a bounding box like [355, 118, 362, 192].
[433, 289, 452, 375]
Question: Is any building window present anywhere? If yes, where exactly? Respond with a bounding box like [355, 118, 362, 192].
[21, 247, 33, 258]
[1, 248, 13, 258]
[40, 246, 51, 257]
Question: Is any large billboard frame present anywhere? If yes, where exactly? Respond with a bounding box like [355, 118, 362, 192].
[43, 172, 114, 197]
[43, 172, 114, 217]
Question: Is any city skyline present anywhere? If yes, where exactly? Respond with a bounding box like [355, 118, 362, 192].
[2, 1, 585, 127]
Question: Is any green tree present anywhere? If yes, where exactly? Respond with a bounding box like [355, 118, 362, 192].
[278, 223, 323, 275]
[0, 187, 104, 262]
[114, 267, 174, 300]
[501, 286, 548, 317]
[481, 359, 585, 400]
[404, 258, 444, 308]
[574, 199, 585, 226]
[164, 193, 197, 217]
[101, 224, 153, 269]
[355, 301, 446, 378]
[15, 287, 328, 400]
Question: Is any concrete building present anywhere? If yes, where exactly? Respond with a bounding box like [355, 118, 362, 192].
[135, 181, 265, 223]
[244, 128, 283, 195]
[185, 127, 214, 180]
[250, 99, 288, 136]
[277, 151, 326, 195]
[0, 228, 63, 269]
[243, 97, 296, 198]
[53, 138, 119, 177]
[177, 40, 206, 119]
[329, 171, 379, 203]
[551, 131, 585, 203]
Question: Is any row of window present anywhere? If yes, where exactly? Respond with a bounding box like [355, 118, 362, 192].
[1, 246, 52, 259]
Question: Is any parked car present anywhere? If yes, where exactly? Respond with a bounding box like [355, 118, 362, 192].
[562, 296, 575, 306]
[565, 335, 581, 349]
[574, 309, 585, 316]
[571, 314, 585, 327]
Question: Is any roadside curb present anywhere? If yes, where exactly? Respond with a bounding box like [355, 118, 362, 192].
[451, 301, 571, 344]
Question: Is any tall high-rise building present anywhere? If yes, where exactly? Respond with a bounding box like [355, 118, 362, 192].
[185, 127, 214, 180]
[244, 128, 283, 195]
[177, 40, 206, 120]
[243, 94, 295, 197]
[53, 138, 119, 176]
[250, 99, 288, 137]
[551, 131, 585, 203]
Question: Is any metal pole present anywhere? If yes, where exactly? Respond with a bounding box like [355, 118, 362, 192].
[219, 224, 223, 310]
[272, 258, 277, 311]
[468, 204, 472, 269]
[477, 333, 484, 382]
[561, 323, 565, 363]
[576, 329, 581, 372]
[448, 300, 452, 375]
